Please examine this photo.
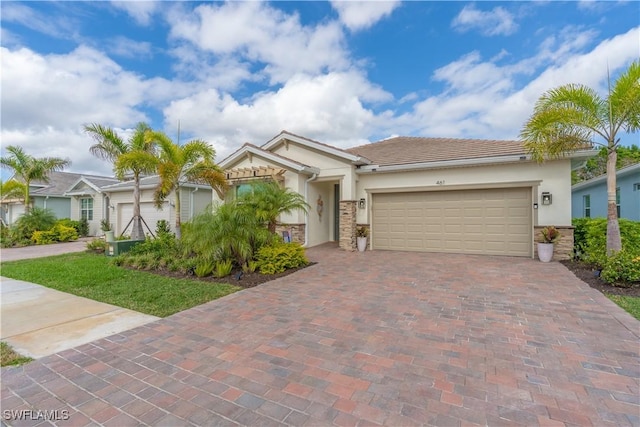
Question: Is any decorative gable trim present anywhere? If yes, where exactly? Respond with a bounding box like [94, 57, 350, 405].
[220, 143, 320, 175]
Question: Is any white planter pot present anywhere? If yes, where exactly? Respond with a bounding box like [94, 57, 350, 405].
[537, 242, 554, 262]
[357, 236, 368, 252]
[105, 231, 115, 242]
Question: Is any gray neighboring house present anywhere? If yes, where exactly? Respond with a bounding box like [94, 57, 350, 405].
[1, 171, 117, 227]
[571, 163, 640, 221]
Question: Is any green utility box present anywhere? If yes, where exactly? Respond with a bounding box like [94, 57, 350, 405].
[106, 239, 144, 256]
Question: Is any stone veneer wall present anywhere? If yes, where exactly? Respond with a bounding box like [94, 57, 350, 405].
[275, 223, 305, 244]
[533, 226, 574, 261]
[339, 200, 357, 251]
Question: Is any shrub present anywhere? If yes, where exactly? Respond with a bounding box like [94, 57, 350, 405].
[215, 259, 233, 278]
[574, 218, 640, 265]
[194, 261, 214, 278]
[78, 217, 89, 237]
[56, 218, 81, 235]
[86, 238, 108, 253]
[600, 250, 640, 286]
[31, 224, 78, 245]
[14, 207, 56, 241]
[31, 230, 55, 245]
[256, 242, 308, 275]
[155, 220, 173, 239]
[182, 202, 271, 266]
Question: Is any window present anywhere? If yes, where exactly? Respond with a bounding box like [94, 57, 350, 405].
[80, 198, 93, 221]
[616, 187, 620, 218]
[583, 195, 590, 218]
[634, 183, 640, 191]
[235, 183, 253, 197]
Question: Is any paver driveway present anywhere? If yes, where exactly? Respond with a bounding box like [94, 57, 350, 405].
[1, 245, 638, 426]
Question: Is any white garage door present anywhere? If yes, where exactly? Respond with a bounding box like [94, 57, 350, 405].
[372, 187, 532, 257]
[118, 202, 170, 236]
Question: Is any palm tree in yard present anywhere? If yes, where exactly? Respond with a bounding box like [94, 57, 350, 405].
[520, 60, 640, 254]
[84, 122, 158, 240]
[239, 181, 309, 234]
[0, 146, 70, 212]
[149, 131, 227, 239]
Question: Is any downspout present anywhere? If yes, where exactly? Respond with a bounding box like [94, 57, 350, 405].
[44, 195, 49, 209]
[303, 173, 318, 247]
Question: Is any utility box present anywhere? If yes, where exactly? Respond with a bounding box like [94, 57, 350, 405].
[106, 239, 144, 256]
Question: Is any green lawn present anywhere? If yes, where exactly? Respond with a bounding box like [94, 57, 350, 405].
[607, 294, 640, 320]
[0, 252, 241, 317]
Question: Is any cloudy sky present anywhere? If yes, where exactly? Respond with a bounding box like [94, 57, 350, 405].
[1, 1, 639, 178]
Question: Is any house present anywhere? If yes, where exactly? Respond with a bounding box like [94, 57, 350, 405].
[219, 131, 595, 260]
[2, 171, 215, 237]
[571, 163, 640, 221]
[0, 172, 117, 227]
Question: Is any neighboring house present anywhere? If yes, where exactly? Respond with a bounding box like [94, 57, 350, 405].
[100, 176, 214, 237]
[571, 163, 640, 221]
[2, 171, 215, 237]
[1, 172, 114, 227]
[219, 131, 594, 259]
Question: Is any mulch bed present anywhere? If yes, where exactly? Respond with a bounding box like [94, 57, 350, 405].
[561, 260, 640, 297]
[149, 263, 316, 289]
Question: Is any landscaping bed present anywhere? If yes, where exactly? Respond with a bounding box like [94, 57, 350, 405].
[562, 260, 640, 297]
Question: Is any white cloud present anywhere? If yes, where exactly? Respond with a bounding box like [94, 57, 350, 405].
[110, 1, 159, 26]
[1, 2, 78, 39]
[163, 71, 391, 159]
[105, 36, 153, 59]
[452, 4, 518, 36]
[330, 1, 400, 32]
[168, 2, 350, 84]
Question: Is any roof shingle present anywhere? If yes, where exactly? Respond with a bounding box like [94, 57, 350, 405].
[346, 136, 527, 166]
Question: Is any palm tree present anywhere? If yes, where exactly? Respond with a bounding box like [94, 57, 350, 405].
[0, 146, 70, 212]
[520, 60, 640, 253]
[150, 131, 227, 239]
[84, 122, 158, 240]
[239, 181, 309, 234]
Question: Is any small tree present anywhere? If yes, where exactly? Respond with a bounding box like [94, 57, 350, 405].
[0, 146, 70, 213]
[85, 123, 158, 240]
[238, 181, 309, 234]
[520, 60, 640, 254]
[149, 131, 227, 239]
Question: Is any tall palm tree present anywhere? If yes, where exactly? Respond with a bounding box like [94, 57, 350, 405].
[84, 122, 158, 240]
[239, 181, 309, 234]
[0, 145, 70, 212]
[520, 60, 640, 254]
[150, 131, 227, 239]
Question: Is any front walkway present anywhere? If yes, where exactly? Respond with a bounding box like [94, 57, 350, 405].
[2, 245, 638, 426]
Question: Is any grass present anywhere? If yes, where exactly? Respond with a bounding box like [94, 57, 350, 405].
[0, 252, 241, 317]
[1, 342, 33, 367]
[607, 294, 640, 320]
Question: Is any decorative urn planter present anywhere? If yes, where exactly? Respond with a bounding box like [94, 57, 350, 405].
[537, 242, 554, 262]
[357, 236, 368, 252]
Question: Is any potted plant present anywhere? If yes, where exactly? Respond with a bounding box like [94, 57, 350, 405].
[101, 219, 114, 242]
[538, 226, 560, 262]
[356, 226, 369, 252]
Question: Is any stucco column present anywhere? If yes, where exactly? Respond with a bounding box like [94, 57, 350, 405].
[339, 200, 357, 251]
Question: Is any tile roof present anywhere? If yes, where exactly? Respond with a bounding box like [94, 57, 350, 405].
[346, 136, 527, 167]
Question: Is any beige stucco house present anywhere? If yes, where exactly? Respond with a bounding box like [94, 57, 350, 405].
[220, 131, 594, 259]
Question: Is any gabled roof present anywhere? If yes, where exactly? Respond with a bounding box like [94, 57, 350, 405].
[65, 175, 120, 195]
[219, 142, 321, 175]
[262, 130, 371, 166]
[572, 162, 640, 191]
[14, 171, 117, 197]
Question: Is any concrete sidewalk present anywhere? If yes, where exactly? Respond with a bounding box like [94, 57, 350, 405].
[0, 278, 158, 359]
[0, 238, 91, 262]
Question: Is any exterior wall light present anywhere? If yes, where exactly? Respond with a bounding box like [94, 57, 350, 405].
[541, 192, 552, 205]
[359, 198, 366, 209]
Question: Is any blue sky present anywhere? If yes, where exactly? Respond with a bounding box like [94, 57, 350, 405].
[1, 1, 639, 178]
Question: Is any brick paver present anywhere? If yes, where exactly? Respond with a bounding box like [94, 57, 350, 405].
[2, 245, 639, 426]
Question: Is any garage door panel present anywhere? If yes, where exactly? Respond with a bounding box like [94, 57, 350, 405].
[373, 188, 532, 257]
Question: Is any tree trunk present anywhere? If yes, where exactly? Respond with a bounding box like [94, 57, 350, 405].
[131, 174, 144, 240]
[605, 149, 622, 254]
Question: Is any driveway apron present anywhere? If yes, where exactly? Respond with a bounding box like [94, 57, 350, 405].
[1, 244, 638, 426]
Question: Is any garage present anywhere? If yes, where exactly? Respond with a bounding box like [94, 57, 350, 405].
[372, 187, 532, 257]
[118, 202, 170, 236]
